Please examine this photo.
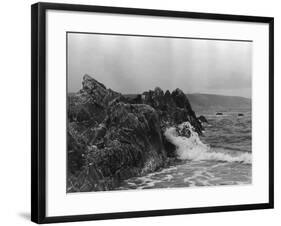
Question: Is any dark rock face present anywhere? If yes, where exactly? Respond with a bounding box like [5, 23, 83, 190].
[142, 87, 203, 134]
[67, 75, 167, 192]
[139, 87, 203, 158]
[67, 74, 203, 192]
[68, 102, 166, 192]
[68, 74, 121, 123]
[198, 115, 208, 123]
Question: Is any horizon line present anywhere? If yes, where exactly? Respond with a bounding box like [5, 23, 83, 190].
[67, 90, 251, 99]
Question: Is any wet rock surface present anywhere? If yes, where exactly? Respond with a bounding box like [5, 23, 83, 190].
[67, 75, 203, 192]
[142, 87, 203, 134]
[198, 115, 208, 123]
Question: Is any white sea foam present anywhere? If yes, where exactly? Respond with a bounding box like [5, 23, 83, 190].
[164, 122, 251, 164]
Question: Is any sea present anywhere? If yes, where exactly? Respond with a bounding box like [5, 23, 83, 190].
[116, 108, 252, 190]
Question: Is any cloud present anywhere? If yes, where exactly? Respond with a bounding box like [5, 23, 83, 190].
[68, 33, 252, 98]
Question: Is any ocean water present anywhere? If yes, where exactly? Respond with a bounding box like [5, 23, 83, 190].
[116, 108, 252, 190]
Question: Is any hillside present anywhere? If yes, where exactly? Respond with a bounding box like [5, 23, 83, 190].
[186, 93, 251, 111]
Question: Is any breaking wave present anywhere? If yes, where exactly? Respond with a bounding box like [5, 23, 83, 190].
[164, 122, 251, 164]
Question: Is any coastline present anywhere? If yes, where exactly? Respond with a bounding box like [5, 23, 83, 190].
[67, 74, 251, 192]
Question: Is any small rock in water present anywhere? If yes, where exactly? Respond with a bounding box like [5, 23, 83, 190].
[216, 112, 223, 115]
[238, 113, 244, 116]
[198, 115, 208, 123]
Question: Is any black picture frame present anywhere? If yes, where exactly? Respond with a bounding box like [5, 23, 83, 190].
[31, 2, 274, 224]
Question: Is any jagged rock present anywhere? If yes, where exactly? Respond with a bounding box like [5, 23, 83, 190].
[82, 74, 106, 91]
[141, 88, 203, 159]
[89, 123, 107, 145]
[164, 90, 171, 97]
[154, 87, 164, 96]
[142, 87, 203, 135]
[171, 88, 192, 110]
[67, 75, 169, 192]
[198, 115, 208, 123]
[68, 101, 167, 192]
[67, 74, 203, 192]
[68, 74, 121, 123]
[67, 131, 87, 174]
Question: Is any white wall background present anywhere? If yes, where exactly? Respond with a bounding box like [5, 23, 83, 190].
[0, 0, 279, 225]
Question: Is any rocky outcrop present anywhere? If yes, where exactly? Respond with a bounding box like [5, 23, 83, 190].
[141, 87, 203, 134]
[198, 115, 208, 123]
[68, 75, 168, 192]
[68, 74, 121, 123]
[68, 101, 166, 192]
[139, 87, 203, 157]
[67, 74, 203, 192]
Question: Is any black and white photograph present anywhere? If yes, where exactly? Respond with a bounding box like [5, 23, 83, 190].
[67, 32, 252, 192]
[29, 2, 274, 223]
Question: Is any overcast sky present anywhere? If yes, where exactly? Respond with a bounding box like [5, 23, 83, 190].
[67, 33, 252, 98]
